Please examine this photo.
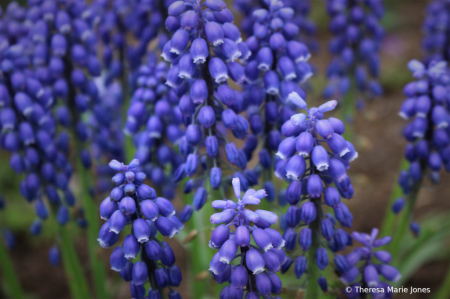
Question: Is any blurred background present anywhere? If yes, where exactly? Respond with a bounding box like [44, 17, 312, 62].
[1, 0, 449, 298]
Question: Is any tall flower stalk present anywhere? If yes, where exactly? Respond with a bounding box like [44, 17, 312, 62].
[325, 0, 384, 139]
[241, 0, 314, 209]
[99, 159, 184, 298]
[274, 95, 358, 296]
[208, 177, 285, 298]
[387, 60, 450, 259]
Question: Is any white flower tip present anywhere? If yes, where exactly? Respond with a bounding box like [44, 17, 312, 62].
[208, 267, 220, 275]
[348, 152, 358, 162]
[316, 164, 329, 172]
[287, 92, 307, 109]
[339, 148, 350, 157]
[398, 111, 409, 120]
[219, 257, 231, 264]
[252, 267, 265, 275]
[275, 151, 287, 160]
[263, 244, 273, 252]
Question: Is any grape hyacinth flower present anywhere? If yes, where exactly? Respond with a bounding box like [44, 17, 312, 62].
[281, 0, 319, 54]
[164, 0, 252, 208]
[239, 0, 314, 205]
[275, 96, 358, 290]
[99, 159, 183, 298]
[324, 0, 385, 105]
[393, 60, 450, 233]
[421, 0, 450, 64]
[340, 228, 400, 298]
[209, 177, 285, 298]
[234, 0, 318, 55]
[124, 51, 184, 202]
[0, 1, 86, 241]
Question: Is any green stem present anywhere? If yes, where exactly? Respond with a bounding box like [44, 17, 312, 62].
[434, 264, 450, 299]
[64, 51, 108, 299]
[390, 174, 424, 265]
[74, 149, 109, 299]
[59, 225, 92, 299]
[305, 197, 322, 299]
[379, 157, 409, 238]
[188, 202, 209, 298]
[0, 237, 25, 299]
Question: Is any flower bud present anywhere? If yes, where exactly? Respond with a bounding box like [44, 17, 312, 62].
[132, 261, 148, 285]
[110, 246, 127, 271]
[193, 187, 207, 211]
[109, 210, 127, 234]
[123, 235, 140, 260]
[301, 202, 317, 224]
[219, 239, 237, 264]
[191, 38, 209, 64]
[205, 22, 224, 46]
[145, 240, 163, 261]
[209, 57, 228, 83]
[119, 197, 136, 216]
[209, 252, 227, 274]
[210, 224, 230, 249]
[246, 249, 265, 275]
[255, 272, 272, 296]
[285, 155, 306, 180]
[133, 219, 150, 243]
[294, 256, 307, 278]
[155, 216, 175, 238]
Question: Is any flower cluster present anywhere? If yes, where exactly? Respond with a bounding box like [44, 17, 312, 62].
[86, 81, 125, 194]
[281, 0, 319, 54]
[238, 0, 314, 205]
[341, 228, 401, 298]
[393, 60, 450, 229]
[125, 52, 185, 201]
[275, 95, 357, 290]
[99, 159, 183, 299]
[163, 0, 253, 208]
[235, 0, 318, 55]
[324, 0, 384, 103]
[209, 177, 285, 298]
[422, 0, 450, 64]
[0, 1, 89, 244]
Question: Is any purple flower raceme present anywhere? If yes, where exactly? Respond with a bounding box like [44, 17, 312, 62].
[324, 0, 384, 104]
[123, 50, 184, 201]
[394, 60, 450, 234]
[87, 0, 167, 75]
[209, 177, 285, 298]
[340, 228, 400, 298]
[281, 0, 319, 54]
[164, 0, 253, 209]
[234, 0, 318, 54]
[236, 0, 314, 206]
[99, 159, 183, 298]
[274, 96, 358, 291]
[0, 1, 94, 263]
[421, 0, 450, 64]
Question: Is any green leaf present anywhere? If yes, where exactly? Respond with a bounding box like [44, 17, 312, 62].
[379, 158, 409, 238]
[59, 225, 92, 299]
[76, 163, 109, 299]
[395, 212, 450, 285]
[0, 238, 26, 299]
[434, 266, 450, 299]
